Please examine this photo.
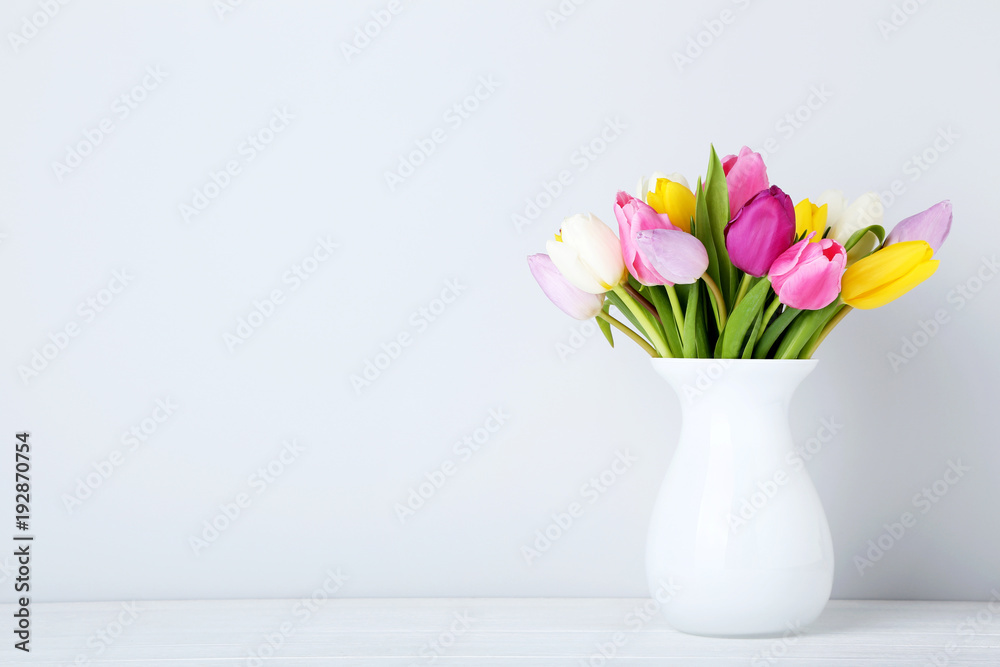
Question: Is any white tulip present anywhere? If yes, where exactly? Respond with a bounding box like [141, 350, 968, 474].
[546, 213, 625, 294]
[821, 191, 883, 264]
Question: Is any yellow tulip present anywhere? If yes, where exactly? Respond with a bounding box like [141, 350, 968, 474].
[840, 240, 939, 309]
[646, 178, 695, 233]
[794, 199, 828, 241]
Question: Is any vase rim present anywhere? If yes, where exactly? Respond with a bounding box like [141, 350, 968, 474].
[650, 358, 818, 366]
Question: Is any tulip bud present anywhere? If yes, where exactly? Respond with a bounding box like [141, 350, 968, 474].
[885, 200, 952, 253]
[840, 240, 939, 309]
[614, 192, 677, 285]
[829, 192, 883, 262]
[722, 146, 769, 218]
[794, 199, 828, 241]
[768, 234, 846, 310]
[645, 178, 696, 233]
[724, 185, 797, 277]
[546, 213, 626, 294]
[634, 229, 710, 285]
[527, 254, 604, 320]
[637, 171, 690, 200]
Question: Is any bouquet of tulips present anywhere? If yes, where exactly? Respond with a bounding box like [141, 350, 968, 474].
[527, 145, 952, 359]
[528, 146, 951, 359]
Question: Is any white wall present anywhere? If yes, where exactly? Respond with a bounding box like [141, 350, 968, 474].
[2, 0, 998, 602]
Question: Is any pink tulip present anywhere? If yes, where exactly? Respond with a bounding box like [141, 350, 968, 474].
[885, 200, 952, 253]
[768, 233, 847, 310]
[722, 146, 769, 218]
[724, 185, 797, 277]
[614, 191, 677, 285]
[634, 229, 710, 285]
[527, 253, 604, 320]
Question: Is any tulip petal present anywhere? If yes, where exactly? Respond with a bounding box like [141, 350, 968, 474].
[546, 239, 605, 294]
[831, 192, 883, 244]
[560, 213, 625, 290]
[527, 253, 604, 320]
[840, 240, 937, 309]
[634, 229, 709, 285]
[724, 185, 797, 276]
[885, 200, 952, 252]
[815, 190, 847, 227]
[723, 146, 769, 217]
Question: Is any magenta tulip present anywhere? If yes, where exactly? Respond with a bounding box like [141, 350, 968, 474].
[768, 234, 847, 310]
[722, 146, 769, 218]
[633, 229, 709, 285]
[724, 185, 797, 277]
[614, 191, 678, 285]
[885, 200, 952, 253]
[527, 253, 604, 320]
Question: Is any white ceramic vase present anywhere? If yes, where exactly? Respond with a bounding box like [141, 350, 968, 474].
[646, 358, 834, 637]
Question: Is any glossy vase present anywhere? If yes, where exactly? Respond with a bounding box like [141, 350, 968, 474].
[646, 359, 834, 637]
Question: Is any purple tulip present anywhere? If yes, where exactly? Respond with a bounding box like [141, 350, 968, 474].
[768, 234, 847, 310]
[634, 229, 710, 285]
[885, 200, 952, 253]
[527, 253, 604, 320]
[724, 185, 797, 277]
[722, 146, 769, 218]
[614, 191, 678, 285]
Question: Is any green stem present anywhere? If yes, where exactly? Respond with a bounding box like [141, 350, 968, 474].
[612, 286, 672, 358]
[733, 273, 753, 309]
[665, 285, 686, 335]
[802, 305, 853, 358]
[623, 283, 662, 324]
[598, 312, 658, 358]
[761, 297, 781, 331]
[700, 273, 727, 331]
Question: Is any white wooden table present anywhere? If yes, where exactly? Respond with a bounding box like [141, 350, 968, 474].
[4, 599, 999, 665]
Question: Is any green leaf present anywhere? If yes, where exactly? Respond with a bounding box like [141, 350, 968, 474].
[754, 306, 801, 359]
[775, 302, 841, 359]
[798, 304, 847, 359]
[695, 284, 711, 357]
[720, 278, 770, 358]
[843, 225, 885, 252]
[682, 279, 700, 358]
[597, 303, 614, 348]
[742, 309, 764, 359]
[647, 286, 683, 357]
[605, 291, 651, 342]
[705, 145, 736, 305]
[693, 179, 721, 292]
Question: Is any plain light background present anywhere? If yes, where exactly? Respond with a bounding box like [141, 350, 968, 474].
[1, 0, 998, 603]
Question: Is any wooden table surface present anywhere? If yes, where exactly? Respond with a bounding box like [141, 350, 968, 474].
[3, 598, 999, 665]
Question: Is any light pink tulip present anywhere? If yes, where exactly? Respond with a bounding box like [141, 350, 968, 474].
[633, 229, 710, 285]
[885, 200, 952, 253]
[527, 253, 604, 320]
[614, 191, 678, 285]
[768, 233, 847, 310]
[722, 146, 769, 218]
